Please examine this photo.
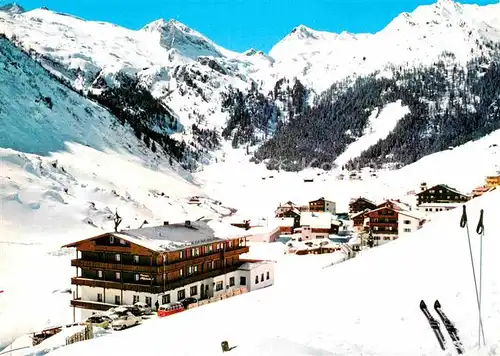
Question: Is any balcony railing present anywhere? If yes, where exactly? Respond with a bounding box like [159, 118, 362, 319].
[72, 264, 242, 294]
[72, 246, 249, 274]
[71, 259, 159, 273]
[70, 298, 116, 311]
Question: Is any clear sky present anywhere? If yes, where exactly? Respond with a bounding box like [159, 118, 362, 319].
[7, 0, 500, 52]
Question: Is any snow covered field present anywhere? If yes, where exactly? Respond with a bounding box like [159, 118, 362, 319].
[31, 189, 500, 356]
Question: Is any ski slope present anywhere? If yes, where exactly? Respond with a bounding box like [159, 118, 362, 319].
[43, 189, 500, 356]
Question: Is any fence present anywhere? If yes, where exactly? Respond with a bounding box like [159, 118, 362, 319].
[65, 324, 93, 346]
[187, 287, 248, 310]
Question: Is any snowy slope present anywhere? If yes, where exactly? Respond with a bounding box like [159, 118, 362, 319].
[0, 36, 233, 347]
[196, 126, 500, 217]
[334, 100, 410, 167]
[45, 189, 500, 356]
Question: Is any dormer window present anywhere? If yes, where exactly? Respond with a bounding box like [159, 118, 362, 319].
[110, 236, 114, 244]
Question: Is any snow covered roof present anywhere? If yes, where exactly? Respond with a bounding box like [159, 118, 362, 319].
[246, 225, 280, 235]
[63, 220, 250, 252]
[270, 217, 295, 227]
[300, 212, 333, 229]
[238, 260, 274, 271]
[416, 184, 468, 197]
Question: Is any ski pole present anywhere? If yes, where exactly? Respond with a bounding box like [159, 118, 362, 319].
[475, 209, 485, 347]
[460, 205, 486, 347]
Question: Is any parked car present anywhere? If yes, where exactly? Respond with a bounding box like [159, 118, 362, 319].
[84, 315, 112, 329]
[113, 305, 143, 317]
[111, 313, 142, 330]
[133, 302, 152, 315]
[180, 297, 198, 309]
[157, 302, 184, 317]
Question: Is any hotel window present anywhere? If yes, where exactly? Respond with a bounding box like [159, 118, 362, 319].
[97, 270, 103, 279]
[229, 277, 235, 287]
[119, 239, 126, 245]
[266, 271, 270, 280]
[162, 294, 170, 304]
[179, 251, 183, 259]
[115, 296, 121, 305]
[115, 254, 121, 262]
[145, 297, 152, 307]
[133, 255, 139, 264]
[115, 272, 121, 280]
[135, 274, 140, 281]
[261, 274, 264, 282]
[228, 241, 233, 248]
[209, 245, 213, 252]
[180, 269, 183, 277]
[255, 276, 259, 284]
[404, 228, 411, 233]
[177, 289, 185, 300]
[190, 286, 198, 296]
[110, 236, 114, 244]
[133, 295, 139, 303]
[216, 281, 223, 291]
[97, 293, 103, 302]
[404, 220, 411, 225]
[240, 276, 246, 286]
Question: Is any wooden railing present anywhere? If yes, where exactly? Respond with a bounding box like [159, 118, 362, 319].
[224, 246, 249, 258]
[71, 260, 158, 273]
[71, 264, 243, 294]
[70, 298, 116, 311]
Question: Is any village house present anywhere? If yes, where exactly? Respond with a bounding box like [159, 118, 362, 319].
[271, 217, 295, 234]
[416, 184, 470, 206]
[244, 225, 281, 243]
[398, 211, 426, 237]
[297, 212, 340, 239]
[275, 202, 301, 228]
[274, 201, 299, 216]
[308, 197, 336, 214]
[365, 205, 400, 244]
[471, 186, 495, 198]
[351, 210, 370, 231]
[349, 197, 377, 214]
[62, 220, 270, 320]
[485, 174, 500, 189]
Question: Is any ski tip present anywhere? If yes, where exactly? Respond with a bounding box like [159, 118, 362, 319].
[434, 300, 441, 308]
[420, 300, 426, 308]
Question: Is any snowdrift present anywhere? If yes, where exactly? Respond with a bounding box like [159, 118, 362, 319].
[45, 190, 500, 356]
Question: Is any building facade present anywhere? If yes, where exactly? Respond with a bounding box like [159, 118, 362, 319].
[417, 203, 461, 214]
[365, 207, 399, 244]
[308, 198, 336, 214]
[63, 220, 252, 320]
[398, 212, 426, 237]
[485, 175, 500, 188]
[416, 184, 470, 206]
[349, 197, 377, 214]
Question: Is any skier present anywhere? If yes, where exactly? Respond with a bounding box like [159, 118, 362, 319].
[155, 300, 160, 311]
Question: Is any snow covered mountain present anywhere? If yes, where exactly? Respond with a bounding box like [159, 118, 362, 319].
[269, 0, 500, 92]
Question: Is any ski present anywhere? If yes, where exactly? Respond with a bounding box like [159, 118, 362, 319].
[420, 300, 446, 351]
[434, 300, 465, 354]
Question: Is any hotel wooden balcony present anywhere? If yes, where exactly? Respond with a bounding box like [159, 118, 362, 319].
[70, 298, 116, 311]
[71, 277, 161, 293]
[71, 264, 242, 294]
[71, 259, 159, 273]
[224, 246, 249, 259]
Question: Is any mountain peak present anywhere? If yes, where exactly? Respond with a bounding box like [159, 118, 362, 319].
[141, 18, 222, 59]
[0, 3, 25, 14]
[289, 24, 319, 40]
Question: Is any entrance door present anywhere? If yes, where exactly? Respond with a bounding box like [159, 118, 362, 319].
[200, 284, 205, 299]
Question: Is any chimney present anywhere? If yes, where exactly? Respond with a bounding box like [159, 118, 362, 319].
[164, 221, 169, 226]
[185, 220, 191, 227]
